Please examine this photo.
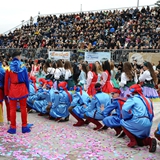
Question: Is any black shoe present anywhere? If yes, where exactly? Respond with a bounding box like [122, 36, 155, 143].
[149, 138, 157, 153]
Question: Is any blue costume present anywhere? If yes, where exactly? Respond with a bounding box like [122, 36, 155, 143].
[72, 89, 91, 119]
[27, 78, 46, 110]
[41, 87, 55, 114]
[49, 82, 72, 121]
[0, 61, 5, 123]
[33, 82, 53, 113]
[120, 84, 157, 153]
[85, 92, 111, 120]
[50, 89, 72, 119]
[27, 81, 37, 108]
[102, 98, 126, 128]
[121, 94, 153, 138]
[27, 87, 44, 110]
[84, 83, 111, 130]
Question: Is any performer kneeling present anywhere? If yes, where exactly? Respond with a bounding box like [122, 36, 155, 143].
[84, 83, 111, 130]
[121, 84, 157, 152]
[68, 85, 91, 126]
[47, 82, 72, 122]
[102, 88, 126, 137]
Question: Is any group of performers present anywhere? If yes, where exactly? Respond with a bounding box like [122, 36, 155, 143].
[0, 51, 160, 153]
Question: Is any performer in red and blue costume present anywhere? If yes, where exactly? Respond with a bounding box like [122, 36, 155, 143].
[4, 51, 31, 134]
[68, 85, 91, 126]
[34, 80, 53, 115]
[27, 78, 46, 110]
[102, 88, 126, 137]
[49, 81, 72, 122]
[120, 84, 157, 152]
[84, 83, 111, 130]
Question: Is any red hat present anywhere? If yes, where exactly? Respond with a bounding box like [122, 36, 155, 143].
[74, 86, 82, 95]
[46, 80, 53, 88]
[129, 84, 142, 95]
[30, 76, 36, 83]
[129, 84, 153, 117]
[58, 82, 67, 90]
[58, 82, 72, 102]
[39, 78, 47, 86]
[111, 88, 121, 94]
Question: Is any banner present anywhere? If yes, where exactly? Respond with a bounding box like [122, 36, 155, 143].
[84, 52, 111, 63]
[129, 52, 160, 65]
[48, 51, 70, 60]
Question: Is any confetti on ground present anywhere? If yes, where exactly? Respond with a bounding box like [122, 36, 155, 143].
[0, 102, 160, 160]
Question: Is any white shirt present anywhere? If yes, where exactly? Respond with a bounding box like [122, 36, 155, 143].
[54, 67, 65, 80]
[153, 66, 156, 71]
[100, 72, 108, 87]
[86, 71, 93, 90]
[65, 69, 72, 80]
[139, 70, 152, 82]
[47, 67, 55, 75]
[119, 72, 138, 87]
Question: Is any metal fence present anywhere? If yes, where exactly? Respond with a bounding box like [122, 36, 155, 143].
[0, 48, 159, 63]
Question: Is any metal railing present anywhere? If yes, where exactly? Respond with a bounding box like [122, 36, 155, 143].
[0, 48, 159, 63]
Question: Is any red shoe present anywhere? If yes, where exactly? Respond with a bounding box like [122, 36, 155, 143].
[73, 121, 85, 127]
[122, 127, 137, 148]
[93, 124, 103, 131]
[38, 113, 44, 116]
[114, 127, 122, 136]
[86, 117, 103, 131]
[127, 141, 137, 147]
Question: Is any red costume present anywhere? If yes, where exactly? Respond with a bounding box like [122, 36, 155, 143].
[87, 71, 98, 97]
[5, 52, 30, 134]
[101, 70, 113, 94]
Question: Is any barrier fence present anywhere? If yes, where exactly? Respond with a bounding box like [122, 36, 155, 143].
[0, 48, 160, 64]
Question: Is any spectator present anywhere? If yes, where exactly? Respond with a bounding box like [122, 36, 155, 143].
[0, 6, 159, 56]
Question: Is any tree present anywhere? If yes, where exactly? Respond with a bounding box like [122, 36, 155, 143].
[155, 0, 160, 8]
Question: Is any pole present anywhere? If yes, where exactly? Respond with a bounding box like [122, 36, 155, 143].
[80, 4, 82, 12]
[137, 0, 139, 8]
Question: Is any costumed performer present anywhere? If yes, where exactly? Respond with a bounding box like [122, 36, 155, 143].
[120, 84, 157, 152]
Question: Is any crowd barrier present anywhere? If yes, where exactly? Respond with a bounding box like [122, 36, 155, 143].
[0, 48, 160, 64]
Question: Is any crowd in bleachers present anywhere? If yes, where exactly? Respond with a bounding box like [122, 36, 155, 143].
[0, 6, 160, 51]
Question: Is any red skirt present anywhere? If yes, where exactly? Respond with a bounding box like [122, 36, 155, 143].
[87, 83, 96, 97]
[102, 81, 113, 94]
